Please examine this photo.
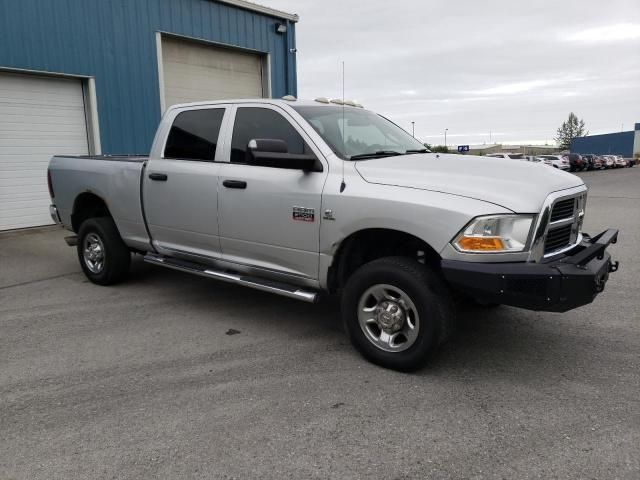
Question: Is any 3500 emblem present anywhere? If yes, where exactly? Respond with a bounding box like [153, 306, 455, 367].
[292, 206, 315, 222]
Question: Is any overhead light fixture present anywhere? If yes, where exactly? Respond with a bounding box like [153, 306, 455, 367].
[275, 23, 287, 34]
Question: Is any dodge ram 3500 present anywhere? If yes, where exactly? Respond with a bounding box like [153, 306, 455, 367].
[47, 98, 619, 370]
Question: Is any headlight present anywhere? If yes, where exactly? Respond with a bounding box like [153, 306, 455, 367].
[453, 214, 535, 253]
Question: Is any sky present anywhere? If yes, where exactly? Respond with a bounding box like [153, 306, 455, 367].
[266, 0, 640, 146]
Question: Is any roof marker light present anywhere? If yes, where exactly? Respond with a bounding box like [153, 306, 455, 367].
[314, 97, 330, 104]
[281, 95, 297, 101]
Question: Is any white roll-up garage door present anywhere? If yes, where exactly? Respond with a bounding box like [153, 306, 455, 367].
[161, 36, 265, 110]
[0, 72, 89, 231]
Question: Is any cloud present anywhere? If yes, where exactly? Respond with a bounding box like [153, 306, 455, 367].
[470, 76, 587, 96]
[472, 79, 558, 96]
[563, 23, 640, 44]
[267, 0, 640, 145]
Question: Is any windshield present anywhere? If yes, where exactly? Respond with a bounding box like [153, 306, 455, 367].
[292, 106, 427, 160]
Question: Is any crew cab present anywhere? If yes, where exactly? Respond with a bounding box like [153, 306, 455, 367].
[47, 98, 619, 371]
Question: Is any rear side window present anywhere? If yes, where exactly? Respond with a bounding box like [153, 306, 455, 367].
[231, 107, 308, 164]
[164, 109, 225, 161]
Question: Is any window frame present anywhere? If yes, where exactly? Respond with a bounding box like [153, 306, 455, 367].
[161, 105, 231, 163]
[221, 103, 326, 169]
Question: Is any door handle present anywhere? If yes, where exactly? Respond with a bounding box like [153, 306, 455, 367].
[149, 173, 168, 181]
[223, 180, 247, 189]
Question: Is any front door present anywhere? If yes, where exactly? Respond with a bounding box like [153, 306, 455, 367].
[143, 106, 228, 259]
[217, 105, 327, 279]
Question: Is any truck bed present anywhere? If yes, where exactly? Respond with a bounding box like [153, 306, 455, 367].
[49, 154, 150, 251]
[53, 155, 148, 163]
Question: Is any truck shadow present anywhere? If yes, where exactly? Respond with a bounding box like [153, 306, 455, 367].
[127, 256, 596, 378]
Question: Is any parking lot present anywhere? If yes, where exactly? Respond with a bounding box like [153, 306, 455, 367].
[1, 168, 638, 479]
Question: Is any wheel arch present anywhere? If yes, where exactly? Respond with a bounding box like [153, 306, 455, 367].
[326, 228, 442, 294]
[71, 192, 112, 232]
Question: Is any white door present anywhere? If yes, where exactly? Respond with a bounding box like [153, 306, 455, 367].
[161, 36, 265, 111]
[218, 105, 327, 280]
[0, 72, 89, 231]
[143, 106, 229, 259]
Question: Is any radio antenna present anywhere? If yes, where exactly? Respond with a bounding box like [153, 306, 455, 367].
[340, 60, 346, 193]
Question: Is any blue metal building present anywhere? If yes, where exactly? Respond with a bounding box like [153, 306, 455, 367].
[571, 123, 640, 157]
[0, 0, 298, 154]
[0, 0, 298, 229]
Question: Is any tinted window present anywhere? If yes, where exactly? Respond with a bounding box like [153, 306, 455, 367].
[164, 109, 225, 161]
[231, 107, 307, 163]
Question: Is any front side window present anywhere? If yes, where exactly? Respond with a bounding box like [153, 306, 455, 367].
[164, 108, 225, 161]
[231, 107, 308, 163]
[292, 106, 426, 160]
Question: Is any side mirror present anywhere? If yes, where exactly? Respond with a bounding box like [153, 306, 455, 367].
[247, 138, 322, 172]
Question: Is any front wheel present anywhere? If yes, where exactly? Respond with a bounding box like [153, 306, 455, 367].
[77, 217, 131, 285]
[341, 257, 455, 371]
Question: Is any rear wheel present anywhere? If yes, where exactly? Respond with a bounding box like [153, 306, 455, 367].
[77, 217, 130, 285]
[341, 257, 454, 371]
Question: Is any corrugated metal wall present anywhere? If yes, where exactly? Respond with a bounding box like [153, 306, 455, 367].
[0, 0, 297, 154]
[571, 131, 634, 156]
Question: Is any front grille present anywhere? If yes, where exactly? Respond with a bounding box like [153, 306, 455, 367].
[544, 224, 572, 254]
[542, 193, 585, 256]
[549, 198, 575, 222]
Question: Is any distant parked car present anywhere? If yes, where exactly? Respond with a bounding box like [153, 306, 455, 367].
[614, 156, 627, 168]
[581, 154, 602, 171]
[601, 155, 616, 169]
[526, 155, 553, 166]
[566, 153, 585, 172]
[538, 155, 570, 170]
[486, 153, 526, 161]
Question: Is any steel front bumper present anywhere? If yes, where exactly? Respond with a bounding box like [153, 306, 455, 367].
[441, 229, 619, 312]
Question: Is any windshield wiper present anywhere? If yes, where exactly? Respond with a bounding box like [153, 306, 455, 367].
[349, 150, 403, 160]
[405, 148, 430, 154]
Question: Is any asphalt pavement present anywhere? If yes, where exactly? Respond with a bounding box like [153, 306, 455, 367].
[1, 167, 639, 479]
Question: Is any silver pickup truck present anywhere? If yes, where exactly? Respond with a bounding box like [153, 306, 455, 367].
[47, 98, 619, 370]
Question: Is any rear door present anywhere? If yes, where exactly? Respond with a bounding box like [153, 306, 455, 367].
[217, 104, 327, 279]
[143, 105, 229, 259]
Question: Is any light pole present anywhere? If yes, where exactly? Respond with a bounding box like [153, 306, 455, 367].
[411, 121, 415, 138]
[444, 128, 448, 148]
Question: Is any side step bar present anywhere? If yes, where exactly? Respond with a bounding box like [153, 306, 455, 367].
[143, 254, 318, 303]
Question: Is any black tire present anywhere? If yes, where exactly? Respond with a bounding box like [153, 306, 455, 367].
[77, 217, 130, 285]
[341, 257, 455, 371]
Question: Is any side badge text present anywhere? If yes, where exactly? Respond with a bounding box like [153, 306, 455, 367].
[293, 206, 315, 222]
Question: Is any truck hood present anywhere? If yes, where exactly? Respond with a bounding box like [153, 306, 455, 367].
[354, 153, 585, 213]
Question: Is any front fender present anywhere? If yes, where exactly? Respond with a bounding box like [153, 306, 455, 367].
[318, 171, 511, 288]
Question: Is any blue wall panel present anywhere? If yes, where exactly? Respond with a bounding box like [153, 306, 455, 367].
[0, 0, 297, 154]
[571, 131, 634, 156]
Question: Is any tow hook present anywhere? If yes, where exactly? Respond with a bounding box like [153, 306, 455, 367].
[609, 260, 619, 273]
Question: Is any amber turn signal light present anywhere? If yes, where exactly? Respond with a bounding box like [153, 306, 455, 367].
[456, 236, 505, 251]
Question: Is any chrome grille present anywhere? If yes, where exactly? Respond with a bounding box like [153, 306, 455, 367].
[543, 193, 586, 256]
[549, 198, 575, 222]
[544, 224, 572, 254]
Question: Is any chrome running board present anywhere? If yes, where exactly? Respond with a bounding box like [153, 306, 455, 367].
[143, 254, 318, 303]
